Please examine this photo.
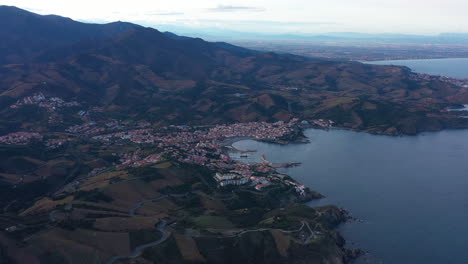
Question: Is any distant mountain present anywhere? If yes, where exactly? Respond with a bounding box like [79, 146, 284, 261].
[309, 32, 468, 44]
[152, 24, 468, 44]
[0, 6, 468, 136]
[438, 33, 468, 41]
[3, 7, 468, 264]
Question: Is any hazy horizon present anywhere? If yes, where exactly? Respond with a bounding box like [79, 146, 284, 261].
[3, 0, 468, 36]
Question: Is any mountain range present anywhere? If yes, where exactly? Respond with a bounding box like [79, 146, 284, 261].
[1, 5, 468, 136]
[2, 6, 468, 264]
[152, 24, 468, 44]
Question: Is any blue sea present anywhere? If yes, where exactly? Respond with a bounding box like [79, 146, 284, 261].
[368, 58, 468, 79]
[231, 59, 468, 264]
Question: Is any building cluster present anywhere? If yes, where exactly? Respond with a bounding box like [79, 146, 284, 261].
[76, 106, 107, 120]
[0, 132, 43, 145]
[10, 93, 80, 112]
[88, 120, 308, 195]
[88, 167, 109, 177]
[66, 122, 106, 135]
[312, 119, 334, 128]
[0, 118, 309, 196]
[92, 129, 156, 143]
[276, 85, 301, 91]
[411, 73, 468, 88]
[446, 78, 468, 88]
[44, 138, 70, 149]
[117, 150, 162, 168]
[214, 172, 249, 187]
[208, 120, 298, 140]
[0, 132, 70, 148]
[47, 112, 63, 124]
[91, 120, 299, 146]
[284, 180, 307, 196]
[67, 121, 151, 137]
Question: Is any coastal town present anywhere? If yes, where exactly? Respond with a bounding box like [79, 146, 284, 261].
[410, 72, 468, 88]
[0, 111, 314, 197]
[2, 92, 343, 198]
[87, 119, 311, 196]
[5, 5, 468, 263]
[0, 91, 335, 198]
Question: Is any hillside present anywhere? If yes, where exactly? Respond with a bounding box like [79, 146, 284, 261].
[1, 7, 468, 135]
[0, 6, 467, 264]
[0, 5, 141, 65]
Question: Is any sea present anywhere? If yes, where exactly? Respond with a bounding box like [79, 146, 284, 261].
[368, 58, 468, 79]
[230, 59, 468, 264]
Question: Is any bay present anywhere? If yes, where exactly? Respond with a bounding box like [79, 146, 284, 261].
[231, 129, 468, 264]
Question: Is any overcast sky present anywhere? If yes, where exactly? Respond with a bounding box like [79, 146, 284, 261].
[3, 0, 468, 35]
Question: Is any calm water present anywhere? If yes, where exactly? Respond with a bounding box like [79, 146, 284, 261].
[368, 58, 468, 78]
[231, 129, 468, 264]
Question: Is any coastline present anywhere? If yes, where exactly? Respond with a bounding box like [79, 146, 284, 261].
[227, 125, 468, 264]
[225, 128, 363, 263]
[362, 57, 468, 62]
[305, 117, 468, 137]
[325, 123, 468, 137]
[358, 57, 468, 64]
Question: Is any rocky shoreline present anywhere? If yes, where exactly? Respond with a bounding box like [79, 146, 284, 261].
[0, 121, 363, 264]
[226, 130, 363, 263]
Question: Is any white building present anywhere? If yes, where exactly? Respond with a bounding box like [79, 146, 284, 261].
[214, 173, 249, 187]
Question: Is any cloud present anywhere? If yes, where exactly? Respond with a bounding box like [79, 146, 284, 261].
[207, 5, 265, 13]
[230, 20, 338, 26]
[109, 10, 184, 17]
[155, 19, 342, 36]
[176, 19, 338, 28]
[149, 12, 184, 16]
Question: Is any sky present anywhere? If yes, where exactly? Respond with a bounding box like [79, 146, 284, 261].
[2, 0, 468, 35]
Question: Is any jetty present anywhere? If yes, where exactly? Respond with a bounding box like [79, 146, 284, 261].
[260, 155, 301, 168]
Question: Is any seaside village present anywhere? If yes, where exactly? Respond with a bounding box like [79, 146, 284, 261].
[89, 120, 309, 196]
[410, 72, 468, 88]
[1, 95, 312, 196]
[0, 93, 343, 196]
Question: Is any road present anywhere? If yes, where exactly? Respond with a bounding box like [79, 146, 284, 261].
[303, 221, 316, 243]
[105, 195, 171, 264]
[129, 195, 167, 217]
[105, 219, 169, 264]
[234, 221, 307, 237]
[191, 221, 309, 239]
[105, 194, 316, 263]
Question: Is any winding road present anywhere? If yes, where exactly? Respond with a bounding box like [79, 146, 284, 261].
[234, 221, 307, 237]
[105, 194, 316, 263]
[191, 221, 310, 240]
[303, 221, 316, 243]
[105, 195, 171, 264]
